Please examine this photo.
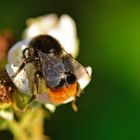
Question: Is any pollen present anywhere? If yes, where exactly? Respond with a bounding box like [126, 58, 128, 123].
[0, 83, 12, 103]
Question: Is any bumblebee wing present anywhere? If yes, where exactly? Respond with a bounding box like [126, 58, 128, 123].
[38, 51, 66, 88]
[63, 50, 91, 88]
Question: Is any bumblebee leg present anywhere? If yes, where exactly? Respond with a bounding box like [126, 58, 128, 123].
[33, 71, 40, 97]
[12, 60, 26, 78]
[29, 70, 42, 102]
[71, 99, 78, 112]
[72, 90, 78, 112]
[12, 57, 35, 78]
[71, 83, 80, 112]
[23, 71, 41, 112]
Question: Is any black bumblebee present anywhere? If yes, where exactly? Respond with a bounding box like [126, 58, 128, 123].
[12, 35, 90, 108]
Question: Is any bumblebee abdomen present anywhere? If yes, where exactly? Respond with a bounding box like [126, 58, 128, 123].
[47, 82, 78, 104]
[55, 73, 76, 88]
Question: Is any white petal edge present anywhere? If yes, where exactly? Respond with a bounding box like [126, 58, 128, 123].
[44, 104, 56, 113]
[48, 14, 79, 58]
[78, 66, 92, 90]
[0, 110, 13, 121]
[7, 40, 29, 66]
[6, 64, 30, 94]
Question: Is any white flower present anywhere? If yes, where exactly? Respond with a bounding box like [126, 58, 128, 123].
[6, 40, 30, 94]
[23, 14, 79, 58]
[0, 110, 14, 121]
[6, 14, 92, 112]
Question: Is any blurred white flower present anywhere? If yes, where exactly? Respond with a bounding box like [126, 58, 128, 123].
[6, 14, 92, 111]
[6, 64, 30, 94]
[0, 110, 13, 121]
[23, 14, 79, 58]
[6, 40, 30, 94]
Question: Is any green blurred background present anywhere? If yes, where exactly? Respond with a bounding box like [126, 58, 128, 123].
[1, 0, 140, 140]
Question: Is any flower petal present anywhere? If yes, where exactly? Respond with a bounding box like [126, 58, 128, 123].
[23, 14, 79, 58]
[78, 66, 92, 90]
[6, 64, 30, 94]
[0, 110, 13, 121]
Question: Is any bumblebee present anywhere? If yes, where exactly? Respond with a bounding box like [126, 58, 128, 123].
[12, 35, 90, 110]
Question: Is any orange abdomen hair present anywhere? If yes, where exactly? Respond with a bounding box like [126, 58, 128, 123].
[47, 83, 78, 104]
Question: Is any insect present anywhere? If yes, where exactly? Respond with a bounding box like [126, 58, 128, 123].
[12, 35, 90, 111]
